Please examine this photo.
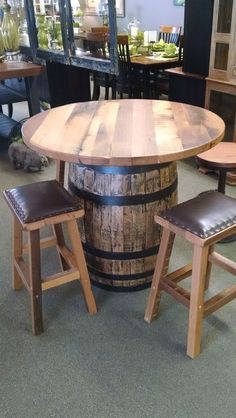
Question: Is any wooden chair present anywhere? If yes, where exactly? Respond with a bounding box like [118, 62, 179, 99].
[86, 31, 116, 100]
[158, 25, 182, 46]
[154, 34, 184, 99]
[3, 180, 97, 335]
[145, 191, 236, 358]
[196, 142, 236, 194]
[116, 35, 142, 98]
[0, 81, 27, 118]
[91, 27, 109, 33]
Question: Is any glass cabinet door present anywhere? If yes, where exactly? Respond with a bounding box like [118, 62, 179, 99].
[34, 1, 63, 51]
[70, 0, 117, 74]
[24, 0, 118, 73]
[209, 0, 236, 81]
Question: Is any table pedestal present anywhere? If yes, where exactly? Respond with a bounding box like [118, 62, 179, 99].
[68, 162, 177, 291]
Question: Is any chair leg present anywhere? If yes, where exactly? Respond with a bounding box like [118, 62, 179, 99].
[145, 229, 175, 323]
[28, 229, 43, 335]
[187, 245, 208, 358]
[204, 245, 214, 290]
[111, 77, 116, 99]
[67, 219, 97, 315]
[92, 81, 100, 101]
[52, 223, 70, 271]
[8, 103, 13, 118]
[13, 217, 23, 290]
[105, 86, 109, 100]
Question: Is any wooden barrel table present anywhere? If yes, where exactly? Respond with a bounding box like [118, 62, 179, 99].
[22, 99, 225, 292]
[68, 162, 177, 290]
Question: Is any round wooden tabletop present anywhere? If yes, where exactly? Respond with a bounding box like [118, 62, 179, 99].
[22, 99, 225, 166]
[197, 142, 236, 169]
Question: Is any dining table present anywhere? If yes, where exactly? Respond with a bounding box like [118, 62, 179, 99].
[22, 99, 225, 292]
[0, 60, 45, 116]
[131, 54, 180, 98]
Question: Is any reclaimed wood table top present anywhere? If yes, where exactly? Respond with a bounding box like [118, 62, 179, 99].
[131, 55, 179, 66]
[22, 99, 225, 166]
[0, 61, 44, 80]
[197, 142, 236, 169]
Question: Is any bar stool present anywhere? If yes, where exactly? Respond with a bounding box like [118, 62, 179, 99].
[144, 191, 236, 358]
[3, 180, 97, 335]
[196, 142, 236, 194]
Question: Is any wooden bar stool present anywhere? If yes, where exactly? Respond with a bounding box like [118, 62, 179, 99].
[196, 142, 236, 193]
[145, 191, 236, 358]
[3, 180, 97, 335]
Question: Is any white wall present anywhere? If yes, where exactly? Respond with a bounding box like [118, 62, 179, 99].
[80, 0, 185, 33]
[118, 0, 185, 32]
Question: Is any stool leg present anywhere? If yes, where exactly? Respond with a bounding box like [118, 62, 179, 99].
[204, 245, 214, 291]
[13, 217, 23, 290]
[28, 230, 43, 335]
[53, 224, 70, 271]
[145, 229, 175, 323]
[187, 245, 208, 358]
[55, 160, 65, 185]
[67, 219, 97, 315]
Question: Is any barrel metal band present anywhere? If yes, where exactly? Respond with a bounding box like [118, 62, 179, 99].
[69, 177, 177, 206]
[83, 242, 159, 260]
[88, 266, 154, 281]
[72, 162, 172, 175]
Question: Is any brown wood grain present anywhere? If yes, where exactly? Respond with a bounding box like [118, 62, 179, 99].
[131, 55, 178, 66]
[0, 61, 44, 80]
[22, 99, 225, 166]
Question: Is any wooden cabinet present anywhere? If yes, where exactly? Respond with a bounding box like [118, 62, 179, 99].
[21, 0, 118, 74]
[205, 0, 236, 183]
[183, 0, 214, 77]
[168, 0, 214, 107]
[208, 0, 236, 82]
[205, 0, 236, 144]
[17, 0, 118, 106]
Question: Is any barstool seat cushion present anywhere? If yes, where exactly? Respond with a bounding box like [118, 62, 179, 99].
[159, 191, 236, 238]
[4, 180, 82, 224]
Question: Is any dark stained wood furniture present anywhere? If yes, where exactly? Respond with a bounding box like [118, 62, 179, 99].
[131, 55, 180, 98]
[0, 61, 45, 116]
[166, 67, 206, 107]
[158, 25, 182, 46]
[22, 99, 225, 291]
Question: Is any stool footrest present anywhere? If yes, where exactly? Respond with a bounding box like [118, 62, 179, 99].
[42, 268, 80, 290]
[161, 278, 190, 308]
[209, 251, 236, 275]
[14, 257, 30, 292]
[204, 284, 236, 317]
[23, 236, 57, 253]
[166, 263, 192, 283]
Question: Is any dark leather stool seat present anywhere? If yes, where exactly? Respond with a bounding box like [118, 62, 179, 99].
[4, 180, 82, 224]
[161, 191, 236, 238]
[3, 180, 97, 335]
[145, 191, 236, 358]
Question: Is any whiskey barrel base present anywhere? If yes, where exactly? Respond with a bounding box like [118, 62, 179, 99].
[68, 162, 177, 291]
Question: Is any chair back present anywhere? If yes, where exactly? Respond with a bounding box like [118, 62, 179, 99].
[158, 25, 182, 45]
[178, 34, 184, 64]
[86, 32, 108, 58]
[143, 30, 158, 45]
[91, 27, 109, 33]
[116, 35, 133, 96]
[117, 35, 130, 65]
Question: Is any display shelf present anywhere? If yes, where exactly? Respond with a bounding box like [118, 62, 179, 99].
[209, 0, 236, 83]
[20, 0, 118, 74]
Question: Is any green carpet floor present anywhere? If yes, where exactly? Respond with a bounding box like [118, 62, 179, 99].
[0, 104, 236, 418]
